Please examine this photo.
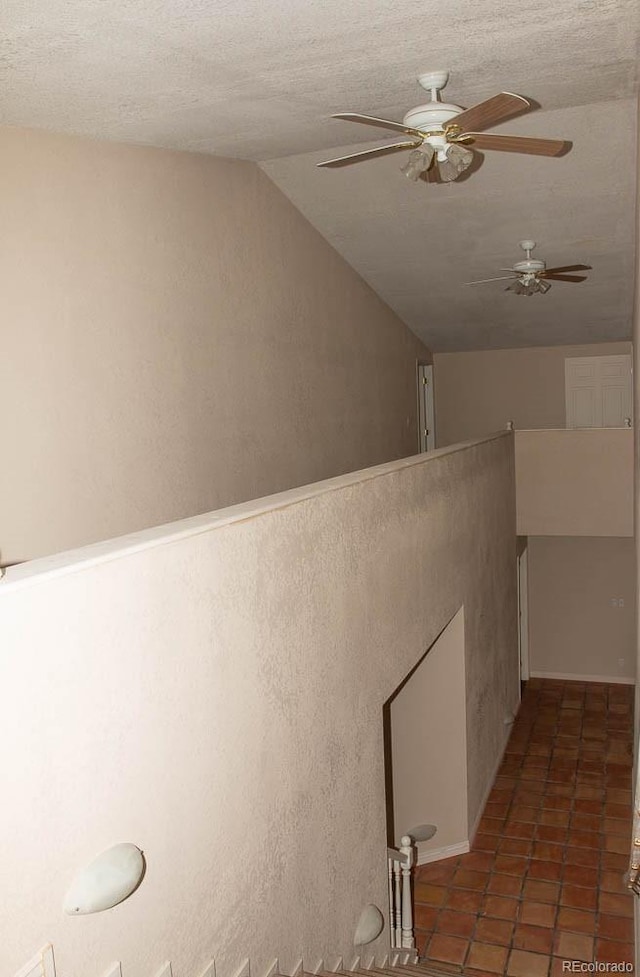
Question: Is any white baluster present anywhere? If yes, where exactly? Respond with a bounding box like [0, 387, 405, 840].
[393, 859, 402, 948]
[399, 836, 415, 949]
[388, 857, 396, 948]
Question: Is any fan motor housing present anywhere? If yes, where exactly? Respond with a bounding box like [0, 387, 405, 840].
[402, 102, 463, 131]
[513, 259, 545, 274]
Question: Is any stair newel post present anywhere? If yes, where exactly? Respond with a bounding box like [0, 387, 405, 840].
[399, 835, 415, 949]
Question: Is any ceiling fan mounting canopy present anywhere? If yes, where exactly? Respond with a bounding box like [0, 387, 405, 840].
[317, 69, 571, 181]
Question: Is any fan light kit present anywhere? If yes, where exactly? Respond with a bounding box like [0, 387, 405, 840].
[465, 241, 592, 295]
[318, 70, 570, 184]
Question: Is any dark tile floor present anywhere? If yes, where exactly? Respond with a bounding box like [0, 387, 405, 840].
[414, 678, 635, 976]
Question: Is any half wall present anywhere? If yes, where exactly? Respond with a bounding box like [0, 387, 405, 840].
[0, 433, 518, 977]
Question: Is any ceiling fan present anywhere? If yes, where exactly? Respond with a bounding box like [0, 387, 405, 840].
[317, 70, 570, 183]
[465, 240, 592, 295]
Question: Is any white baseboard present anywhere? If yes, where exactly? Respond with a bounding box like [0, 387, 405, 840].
[416, 841, 470, 866]
[530, 670, 635, 686]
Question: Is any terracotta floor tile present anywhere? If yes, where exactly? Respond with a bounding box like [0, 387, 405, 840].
[508, 806, 538, 823]
[414, 903, 439, 931]
[475, 917, 514, 946]
[570, 812, 601, 832]
[531, 841, 565, 862]
[523, 879, 560, 904]
[414, 882, 448, 906]
[544, 784, 573, 798]
[595, 938, 634, 965]
[478, 816, 506, 835]
[556, 907, 596, 934]
[494, 855, 529, 877]
[483, 895, 520, 921]
[499, 838, 532, 857]
[467, 942, 509, 974]
[538, 810, 570, 828]
[554, 930, 594, 961]
[571, 830, 600, 850]
[436, 909, 477, 938]
[603, 817, 631, 835]
[419, 679, 633, 977]
[527, 860, 562, 883]
[512, 923, 554, 954]
[597, 912, 634, 942]
[600, 851, 628, 872]
[506, 948, 550, 977]
[562, 864, 599, 888]
[474, 833, 501, 853]
[605, 802, 632, 819]
[453, 868, 489, 891]
[416, 858, 457, 884]
[598, 891, 634, 918]
[600, 870, 629, 894]
[564, 847, 599, 869]
[573, 798, 602, 814]
[445, 887, 484, 913]
[541, 794, 571, 811]
[484, 801, 511, 819]
[460, 851, 497, 873]
[504, 821, 536, 840]
[607, 788, 632, 804]
[603, 833, 629, 854]
[519, 901, 556, 928]
[427, 933, 468, 965]
[488, 874, 523, 897]
[560, 885, 597, 912]
[535, 826, 567, 845]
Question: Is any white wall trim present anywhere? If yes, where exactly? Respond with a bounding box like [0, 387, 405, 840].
[416, 841, 470, 866]
[530, 670, 635, 685]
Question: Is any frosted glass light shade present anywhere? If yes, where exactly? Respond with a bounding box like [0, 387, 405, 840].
[354, 904, 384, 945]
[63, 843, 145, 915]
[400, 146, 434, 181]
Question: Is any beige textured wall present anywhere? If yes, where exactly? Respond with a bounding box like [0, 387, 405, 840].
[0, 125, 429, 565]
[433, 342, 631, 447]
[515, 429, 633, 537]
[0, 434, 518, 977]
[390, 607, 468, 858]
[528, 536, 636, 682]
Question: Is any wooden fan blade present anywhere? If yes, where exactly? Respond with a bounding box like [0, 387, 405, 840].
[317, 140, 421, 167]
[463, 132, 569, 156]
[541, 274, 588, 282]
[542, 264, 592, 275]
[464, 276, 518, 285]
[332, 112, 423, 138]
[450, 92, 530, 135]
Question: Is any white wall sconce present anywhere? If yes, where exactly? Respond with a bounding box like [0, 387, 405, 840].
[63, 843, 145, 915]
[354, 904, 384, 945]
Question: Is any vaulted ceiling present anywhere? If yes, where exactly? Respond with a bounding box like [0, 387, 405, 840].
[4, 0, 639, 350]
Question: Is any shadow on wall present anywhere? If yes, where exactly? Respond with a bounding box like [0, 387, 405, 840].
[383, 607, 468, 863]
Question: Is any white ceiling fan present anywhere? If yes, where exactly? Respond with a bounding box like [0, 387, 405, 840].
[317, 70, 570, 183]
[465, 240, 592, 295]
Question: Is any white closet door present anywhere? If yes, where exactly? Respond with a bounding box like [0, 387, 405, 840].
[565, 355, 632, 428]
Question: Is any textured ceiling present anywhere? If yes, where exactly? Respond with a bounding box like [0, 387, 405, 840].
[3, 0, 640, 350]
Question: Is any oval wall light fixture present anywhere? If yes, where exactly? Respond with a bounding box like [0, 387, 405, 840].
[63, 843, 145, 915]
[354, 904, 384, 945]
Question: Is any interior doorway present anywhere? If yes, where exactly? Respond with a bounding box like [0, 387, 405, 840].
[417, 363, 436, 452]
[517, 541, 529, 681]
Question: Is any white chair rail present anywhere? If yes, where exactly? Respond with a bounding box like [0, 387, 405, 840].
[387, 836, 415, 949]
